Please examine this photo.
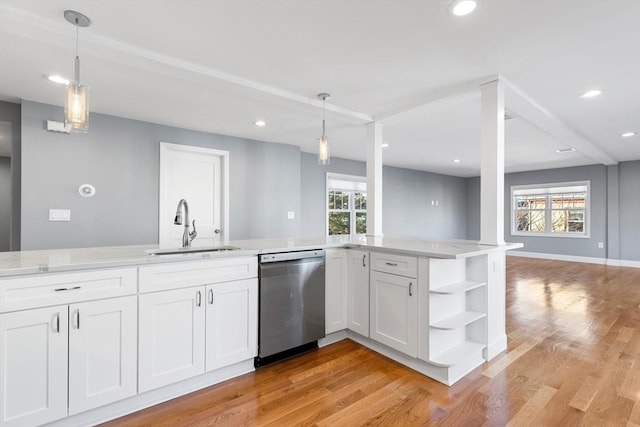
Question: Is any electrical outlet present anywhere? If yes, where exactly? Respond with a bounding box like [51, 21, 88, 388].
[287, 211, 295, 219]
[597, 242, 604, 249]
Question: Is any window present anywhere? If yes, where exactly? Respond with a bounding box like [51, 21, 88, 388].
[511, 181, 589, 237]
[327, 174, 367, 235]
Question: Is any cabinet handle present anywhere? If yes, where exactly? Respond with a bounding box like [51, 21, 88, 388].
[54, 312, 60, 333]
[409, 282, 413, 297]
[75, 309, 81, 329]
[362, 254, 366, 267]
[385, 262, 398, 267]
[54, 286, 82, 292]
[196, 290, 202, 307]
[209, 289, 214, 304]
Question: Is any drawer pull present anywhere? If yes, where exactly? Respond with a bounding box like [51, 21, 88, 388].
[385, 262, 398, 267]
[54, 286, 82, 292]
[209, 289, 214, 304]
[409, 282, 413, 297]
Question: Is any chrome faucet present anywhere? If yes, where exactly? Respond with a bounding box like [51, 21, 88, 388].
[174, 199, 197, 248]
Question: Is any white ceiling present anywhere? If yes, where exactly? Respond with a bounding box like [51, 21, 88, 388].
[0, 0, 638, 177]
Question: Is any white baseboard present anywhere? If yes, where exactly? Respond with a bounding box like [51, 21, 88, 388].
[508, 251, 640, 268]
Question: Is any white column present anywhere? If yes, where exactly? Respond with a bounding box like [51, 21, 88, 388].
[479, 79, 506, 246]
[366, 122, 383, 237]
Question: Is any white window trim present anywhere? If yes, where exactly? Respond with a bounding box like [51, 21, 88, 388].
[510, 180, 591, 239]
[326, 173, 367, 236]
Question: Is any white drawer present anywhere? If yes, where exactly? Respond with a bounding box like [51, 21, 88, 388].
[139, 256, 257, 293]
[370, 252, 417, 278]
[0, 267, 137, 312]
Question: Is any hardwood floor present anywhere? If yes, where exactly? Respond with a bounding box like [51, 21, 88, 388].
[103, 257, 640, 426]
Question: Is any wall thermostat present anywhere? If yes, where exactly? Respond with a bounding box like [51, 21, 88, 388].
[78, 184, 96, 197]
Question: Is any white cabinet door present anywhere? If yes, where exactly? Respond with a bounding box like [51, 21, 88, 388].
[139, 287, 206, 392]
[325, 249, 348, 334]
[205, 279, 258, 371]
[68, 296, 137, 415]
[347, 249, 370, 336]
[0, 306, 68, 427]
[370, 271, 417, 357]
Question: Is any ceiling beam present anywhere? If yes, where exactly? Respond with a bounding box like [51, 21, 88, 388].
[0, 4, 373, 125]
[502, 77, 618, 166]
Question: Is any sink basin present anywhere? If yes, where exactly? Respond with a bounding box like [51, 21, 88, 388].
[146, 246, 241, 256]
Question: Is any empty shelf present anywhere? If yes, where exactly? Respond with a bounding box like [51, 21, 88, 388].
[430, 341, 486, 367]
[430, 311, 486, 330]
[430, 280, 486, 294]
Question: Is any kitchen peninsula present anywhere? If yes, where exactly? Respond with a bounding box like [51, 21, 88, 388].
[0, 236, 520, 427]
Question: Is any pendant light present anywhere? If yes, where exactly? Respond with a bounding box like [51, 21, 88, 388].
[317, 93, 331, 165]
[63, 10, 91, 133]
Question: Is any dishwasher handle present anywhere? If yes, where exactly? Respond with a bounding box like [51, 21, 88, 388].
[259, 250, 325, 263]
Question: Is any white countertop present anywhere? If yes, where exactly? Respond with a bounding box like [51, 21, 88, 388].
[0, 236, 522, 278]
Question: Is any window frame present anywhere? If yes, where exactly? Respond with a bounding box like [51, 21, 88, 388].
[510, 180, 590, 239]
[326, 173, 367, 236]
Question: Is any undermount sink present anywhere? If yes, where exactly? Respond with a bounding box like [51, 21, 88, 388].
[145, 246, 240, 256]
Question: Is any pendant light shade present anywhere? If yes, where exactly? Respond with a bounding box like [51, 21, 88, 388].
[317, 93, 331, 165]
[64, 10, 91, 133]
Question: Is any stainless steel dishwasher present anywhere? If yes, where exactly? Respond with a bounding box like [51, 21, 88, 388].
[256, 249, 325, 366]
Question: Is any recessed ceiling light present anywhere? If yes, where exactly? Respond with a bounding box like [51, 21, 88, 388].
[253, 120, 266, 127]
[381, 143, 389, 148]
[556, 147, 576, 153]
[580, 89, 602, 99]
[622, 132, 636, 138]
[453, 159, 461, 163]
[46, 75, 69, 85]
[451, 0, 477, 16]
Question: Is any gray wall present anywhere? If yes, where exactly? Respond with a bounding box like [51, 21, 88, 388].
[465, 163, 640, 261]
[0, 157, 10, 251]
[0, 101, 21, 251]
[619, 160, 640, 261]
[21, 101, 300, 250]
[300, 152, 467, 239]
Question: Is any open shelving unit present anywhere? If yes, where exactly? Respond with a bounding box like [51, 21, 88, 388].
[427, 256, 487, 368]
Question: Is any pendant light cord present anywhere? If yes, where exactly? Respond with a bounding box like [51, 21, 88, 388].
[74, 19, 80, 82]
[322, 97, 326, 138]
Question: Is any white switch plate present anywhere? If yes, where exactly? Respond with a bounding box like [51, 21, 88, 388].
[49, 209, 71, 222]
[287, 211, 295, 219]
[598, 242, 604, 249]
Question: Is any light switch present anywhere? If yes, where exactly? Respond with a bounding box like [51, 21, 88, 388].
[287, 211, 295, 219]
[49, 209, 71, 222]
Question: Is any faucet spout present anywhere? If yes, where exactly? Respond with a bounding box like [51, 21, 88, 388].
[174, 199, 196, 248]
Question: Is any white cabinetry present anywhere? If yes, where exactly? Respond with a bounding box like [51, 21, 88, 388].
[369, 252, 418, 357]
[0, 268, 138, 427]
[138, 257, 258, 393]
[347, 249, 369, 336]
[138, 287, 206, 392]
[205, 279, 257, 371]
[325, 249, 348, 334]
[69, 296, 138, 415]
[427, 256, 487, 368]
[0, 306, 68, 427]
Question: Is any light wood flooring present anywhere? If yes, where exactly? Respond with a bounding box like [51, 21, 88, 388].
[103, 257, 640, 426]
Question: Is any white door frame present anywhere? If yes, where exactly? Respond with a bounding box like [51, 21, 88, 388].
[159, 142, 230, 245]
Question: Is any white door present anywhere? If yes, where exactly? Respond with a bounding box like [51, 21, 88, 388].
[159, 142, 229, 247]
[347, 249, 370, 336]
[369, 271, 418, 357]
[0, 306, 68, 427]
[138, 286, 206, 392]
[325, 249, 348, 334]
[205, 279, 258, 371]
[68, 296, 137, 415]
